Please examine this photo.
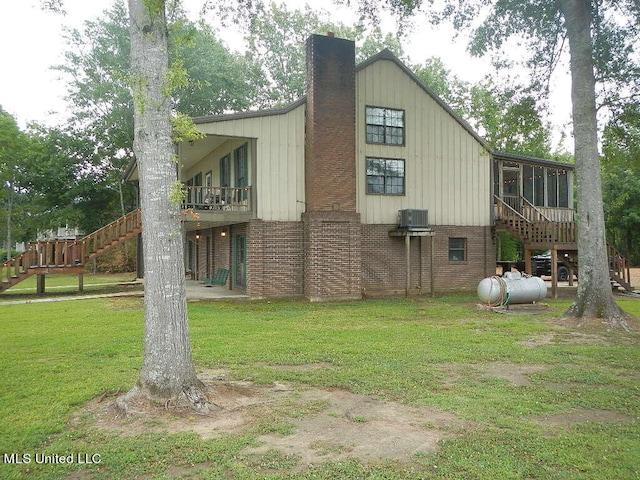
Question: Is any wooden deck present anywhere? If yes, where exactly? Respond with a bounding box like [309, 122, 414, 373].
[1, 209, 142, 293]
[494, 196, 633, 295]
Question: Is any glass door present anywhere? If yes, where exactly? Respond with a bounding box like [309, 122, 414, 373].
[232, 235, 246, 289]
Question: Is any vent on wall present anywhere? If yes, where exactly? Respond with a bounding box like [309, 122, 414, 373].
[398, 209, 429, 230]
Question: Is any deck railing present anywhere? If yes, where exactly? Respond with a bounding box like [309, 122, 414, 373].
[183, 186, 251, 212]
[82, 208, 142, 258]
[494, 195, 576, 244]
[1, 209, 142, 286]
[2, 250, 35, 283]
[608, 243, 633, 288]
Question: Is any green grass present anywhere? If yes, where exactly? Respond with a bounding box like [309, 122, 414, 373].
[0, 273, 139, 300]
[0, 294, 639, 479]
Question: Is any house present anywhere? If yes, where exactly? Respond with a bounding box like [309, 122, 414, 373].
[125, 33, 580, 300]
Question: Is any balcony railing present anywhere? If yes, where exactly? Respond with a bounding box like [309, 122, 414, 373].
[182, 186, 251, 212]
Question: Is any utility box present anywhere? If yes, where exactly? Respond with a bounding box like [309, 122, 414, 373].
[397, 209, 429, 230]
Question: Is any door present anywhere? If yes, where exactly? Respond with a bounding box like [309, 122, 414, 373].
[232, 235, 247, 289]
[502, 168, 521, 213]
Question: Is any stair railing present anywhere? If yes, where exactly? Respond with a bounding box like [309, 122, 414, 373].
[607, 243, 632, 288]
[1, 249, 36, 283]
[82, 209, 142, 259]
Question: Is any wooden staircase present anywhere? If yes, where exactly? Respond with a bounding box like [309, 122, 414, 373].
[495, 196, 634, 292]
[0, 209, 141, 293]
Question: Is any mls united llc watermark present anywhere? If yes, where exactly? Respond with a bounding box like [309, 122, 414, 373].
[3, 453, 101, 465]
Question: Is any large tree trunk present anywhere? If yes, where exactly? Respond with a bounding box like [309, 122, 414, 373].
[119, 0, 210, 413]
[560, 0, 629, 330]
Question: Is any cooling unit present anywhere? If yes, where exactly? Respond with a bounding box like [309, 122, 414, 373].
[397, 209, 429, 230]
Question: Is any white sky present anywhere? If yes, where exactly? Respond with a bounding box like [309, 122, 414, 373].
[0, 0, 571, 149]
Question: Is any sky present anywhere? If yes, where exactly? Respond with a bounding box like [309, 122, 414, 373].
[0, 0, 571, 148]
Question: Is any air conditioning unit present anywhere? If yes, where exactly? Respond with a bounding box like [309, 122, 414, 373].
[398, 209, 429, 230]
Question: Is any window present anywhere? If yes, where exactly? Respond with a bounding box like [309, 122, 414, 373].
[366, 106, 405, 145]
[366, 157, 405, 195]
[449, 238, 467, 262]
[220, 154, 230, 187]
[234, 143, 248, 187]
[193, 172, 203, 203]
[234, 143, 249, 201]
[523, 165, 544, 206]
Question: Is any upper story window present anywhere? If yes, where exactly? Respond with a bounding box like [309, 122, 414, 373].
[366, 106, 405, 145]
[366, 157, 405, 195]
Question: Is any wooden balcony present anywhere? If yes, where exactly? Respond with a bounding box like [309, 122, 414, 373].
[181, 186, 252, 224]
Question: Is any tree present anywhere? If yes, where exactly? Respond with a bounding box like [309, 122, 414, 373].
[602, 104, 640, 264]
[558, 0, 627, 327]
[243, 2, 406, 107]
[53, 0, 258, 226]
[21, 123, 131, 235]
[0, 107, 26, 261]
[118, 0, 210, 412]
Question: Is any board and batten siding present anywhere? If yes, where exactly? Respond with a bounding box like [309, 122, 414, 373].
[356, 59, 492, 227]
[196, 104, 306, 222]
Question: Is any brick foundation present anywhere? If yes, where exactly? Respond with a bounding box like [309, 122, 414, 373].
[362, 224, 496, 296]
[303, 211, 362, 301]
[246, 220, 304, 297]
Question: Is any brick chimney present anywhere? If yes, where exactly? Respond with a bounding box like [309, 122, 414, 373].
[303, 34, 361, 301]
[304, 33, 357, 212]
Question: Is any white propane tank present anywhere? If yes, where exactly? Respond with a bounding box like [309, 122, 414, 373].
[477, 272, 547, 306]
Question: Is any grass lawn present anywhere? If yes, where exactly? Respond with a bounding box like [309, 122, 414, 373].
[0, 294, 639, 479]
[0, 273, 140, 301]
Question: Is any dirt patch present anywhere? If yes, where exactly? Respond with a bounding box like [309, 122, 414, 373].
[242, 388, 466, 468]
[519, 331, 614, 348]
[482, 362, 548, 386]
[437, 362, 548, 387]
[536, 407, 635, 434]
[76, 371, 469, 468]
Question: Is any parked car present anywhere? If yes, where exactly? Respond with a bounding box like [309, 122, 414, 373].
[532, 251, 571, 281]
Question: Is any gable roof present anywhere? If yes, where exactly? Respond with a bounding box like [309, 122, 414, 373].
[125, 46, 573, 181]
[192, 48, 491, 152]
[356, 48, 490, 150]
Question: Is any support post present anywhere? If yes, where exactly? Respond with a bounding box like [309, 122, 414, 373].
[36, 274, 45, 295]
[405, 234, 411, 297]
[430, 234, 435, 297]
[78, 273, 84, 292]
[551, 248, 558, 299]
[524, 247, 533, 275]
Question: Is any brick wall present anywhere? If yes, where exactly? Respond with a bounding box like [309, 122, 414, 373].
[362, 224, 496, 295]
[246, 219, 304, 297]
[303, 211, 362, 301]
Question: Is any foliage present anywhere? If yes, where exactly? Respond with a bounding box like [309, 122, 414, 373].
[413, 58, 555, 157]
[19, 123, 132, 235]
[49, 0, 259, 233]
[602, 103, 640, 264]
[244, 2, 406, 107]
[0, 107, 46, 252]
[496, 230, 521, 261]
[1, 295, 639, 479]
